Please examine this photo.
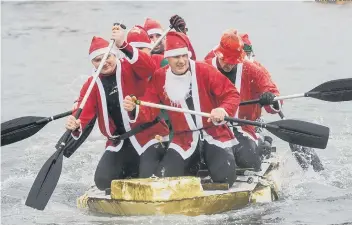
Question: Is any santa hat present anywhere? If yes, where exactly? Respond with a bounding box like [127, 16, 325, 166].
[143, 18, 163, 36]
[214, 29, 246, 65]
[89, 36, 117, 61]
[240, 33, 253, 53]
[127, 25, 152, 49]
[164, 31, 194, 58]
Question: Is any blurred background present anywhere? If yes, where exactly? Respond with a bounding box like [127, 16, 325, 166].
[1, 1, 352, 224]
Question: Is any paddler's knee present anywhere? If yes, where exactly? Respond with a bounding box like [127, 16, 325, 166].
[94, 175, 112, 191]
[155, 148, 186, 177]
[207, 147, 236, 187]
[233, 138, 262, 171]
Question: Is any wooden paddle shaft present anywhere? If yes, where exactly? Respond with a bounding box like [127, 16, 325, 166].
[77, 25, 168, 115]
[150, 26, 172, 51]
[274, 93, 305, 101]
[139, 100, 211, 117]
[138, 100, 278, 129]
[76, 40, 115, 118]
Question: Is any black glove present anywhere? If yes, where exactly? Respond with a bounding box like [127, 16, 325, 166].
[169, 15, 188, 34]
[259, 92, 276, 106]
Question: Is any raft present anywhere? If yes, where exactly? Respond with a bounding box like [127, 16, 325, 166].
[77, 151, 281, 216]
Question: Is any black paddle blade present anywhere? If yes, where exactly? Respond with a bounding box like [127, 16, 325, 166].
[1, 116, 45, 134]
[266, 119, 329, 149]
[25, 149, 64, 210]
[307, 78, 352, 102]
[1, 117, 48, 146]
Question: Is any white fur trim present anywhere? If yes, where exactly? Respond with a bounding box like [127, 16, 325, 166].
[212, 108, 229, 126]
[270, 98, 282, 112]
[128, 104, 139, 123]
[71, 124, 83, 140]
[106, 140, 124, 152]
[169, 131, 199, 160]
[130, 42, 152, 49]
[125, 46, 139, 64]
[211, 57, 217, 68]
[95, 78, 119, 139]
[147, 28, 163, 35]
[164, 47, 190, 58]
[233, 126, 258, 145]
[89, 47, 116, 61]
[204, 131, 238, 148]
[234, 63, 243, 117]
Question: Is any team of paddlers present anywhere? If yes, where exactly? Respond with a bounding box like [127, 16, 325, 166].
[64, 15, 317, 190]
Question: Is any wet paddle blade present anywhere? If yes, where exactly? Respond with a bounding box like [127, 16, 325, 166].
[307, 78, 352, 102]
[1, 116, 46, 133]
[1, 122, 48, 146]
[266, 119, 329, 149]
[25, 149, 64, 210]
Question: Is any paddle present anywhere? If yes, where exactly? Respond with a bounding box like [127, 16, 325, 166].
[1, 111, 72, 147]
[25, 37, 115, 210]
[240, 78, 352, 106]
[278, 111, 324, 172]
[150, 26, 172, 50]
[25, 24, 173, 210]
[133, 99, 330, 149]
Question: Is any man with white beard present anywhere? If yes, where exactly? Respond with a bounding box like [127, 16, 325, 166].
[123, 31, 241, 187]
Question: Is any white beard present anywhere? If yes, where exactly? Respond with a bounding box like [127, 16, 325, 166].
[164, 69, 192, 106]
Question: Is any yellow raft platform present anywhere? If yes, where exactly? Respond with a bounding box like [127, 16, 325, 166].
[77, 157, 280, 216]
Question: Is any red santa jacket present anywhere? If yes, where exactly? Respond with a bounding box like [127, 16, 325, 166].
[130, 60, 240, 160]
[246, 56, 280, 122]
[151, 54, 165, 69]
[72, 46, 169, 155]
[204, 54, 282, 140]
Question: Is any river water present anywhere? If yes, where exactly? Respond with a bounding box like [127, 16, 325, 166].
[1, 1, 352, 225]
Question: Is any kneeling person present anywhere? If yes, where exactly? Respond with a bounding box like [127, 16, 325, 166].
[123, 31, 241, 187]
[65, 25, 169, 191]
[204, 29, 283, 171]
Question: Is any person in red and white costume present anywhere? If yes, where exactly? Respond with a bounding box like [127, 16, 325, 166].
[143, 18, 165, 55]
[123, 31, 240, 187]
[239, 33, 279, 133]
[204, 29, 282, 171]
[126, 25, 165, 69]
[65, 24, 169, 190]
[240, 33, 273, 77]
[240, 33, 324, 172]
[143, 15, 197, 60]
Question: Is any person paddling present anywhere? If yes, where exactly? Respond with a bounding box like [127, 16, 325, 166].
[204, 29, 282, 171]
[65, 24, 169, 190]
[123, 31, 240, 187]
[126, 25, 166, 69]
[144, 17, 166, 55]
